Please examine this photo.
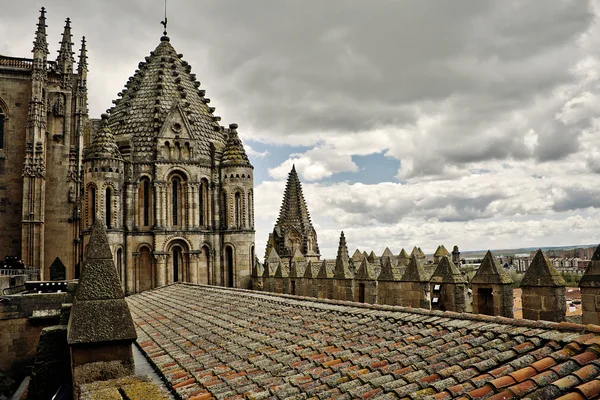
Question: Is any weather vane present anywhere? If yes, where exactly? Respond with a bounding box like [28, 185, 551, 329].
[160, 0, 168, 35]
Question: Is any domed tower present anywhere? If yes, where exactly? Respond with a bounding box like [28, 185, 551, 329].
[220, 123, 255, 288]
[82, 114, 124, 281]
[105, 32, 255, 292]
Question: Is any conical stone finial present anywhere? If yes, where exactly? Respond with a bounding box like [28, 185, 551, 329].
[521, 249, 566, 287]
[68, 221, 136, 344]
[432, 256, 466, 284]
[56, 18, 75, 73]
[581, 243, 600, 287]
[77, 36, 88, 78]
[402, 254, 429, 282]
[334, 231, 352, 279]
[32, 7, 49, 59]
[471, 250, 512, 285]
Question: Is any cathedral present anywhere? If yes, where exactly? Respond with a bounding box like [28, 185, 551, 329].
[0, 8, 255, 292]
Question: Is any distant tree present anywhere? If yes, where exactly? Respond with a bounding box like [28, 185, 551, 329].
[509, 269, 523, 288]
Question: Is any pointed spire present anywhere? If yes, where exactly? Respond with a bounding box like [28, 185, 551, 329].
[222, 123, 250, 166]
[274, 166, 319, 256]
[32, 7, 49, 67]
[77, 36, 88, 81]
[432, 256, 466, 284]
[379, 256, 401, 281]
[68, 221, 136, 344]
[381, 247, 394, 258]
[471, 251, 512, 285]
[351, 249, 364, 263]
[84, 114, 123, 161]
[434, 245, 450, 257]
[398, 248, 410, 266]
[402, 254, 429, 282]
[334, 231, 352, 279]
[356, 257, 376, 280]
[367, 251, 376, 263]
[317, 259, 332, 279]
[56, 17, 75, 87]
[521, 249, 566, 287]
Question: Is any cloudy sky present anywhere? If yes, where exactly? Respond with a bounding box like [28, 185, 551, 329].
[3, 1, 600, 258]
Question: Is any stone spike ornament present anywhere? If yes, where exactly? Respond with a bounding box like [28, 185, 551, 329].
[83, 114, 122, 161]
[334, 231, 352, 279]
[67, 220, 136, 344]
[56, 18, 75, 74]
[402, 254, 429, 282]
[471, 250, 512, 285]
[431, 256, 466, 284]
[32, 7, 49, 59]
[522, 249, 567, 287]
[77, 36, 88, 77]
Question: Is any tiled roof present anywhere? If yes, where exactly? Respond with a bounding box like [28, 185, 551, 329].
[128, 284, 600, 400]
[107, 35, 225, 160]
[83, 114, 123, 161]
[221, 124, 251, 166]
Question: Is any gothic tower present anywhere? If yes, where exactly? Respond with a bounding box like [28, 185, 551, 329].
[0, 9, 87, 279]
[266, 166, 320, 265]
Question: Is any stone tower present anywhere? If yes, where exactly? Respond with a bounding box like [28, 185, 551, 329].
[266, 165, 320, 265]
[580, 244, 600, 325]
[521, 249, 566, 322]
[471, 250, 513, 317]
[0, 9, 88, 279]
[99, 32, 255, 292]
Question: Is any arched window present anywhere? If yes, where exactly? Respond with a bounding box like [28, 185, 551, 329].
[225, 246, 234, 287]
[199, 179, 209, 227]
[234, 192, 242, 228]
[105, 187, 112, 228]
[172, 246, 182, 282]
[0, 107, 5, 150]
[89, 186, 96, 226]
[116, 248, 123, 281]
[221, 192, 227, 229]
[172, 177, 180, 226]
[248, 191, 253, 228]
[139, 178, 152, 226]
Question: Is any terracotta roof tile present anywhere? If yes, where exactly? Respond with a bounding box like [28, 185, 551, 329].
[126, 284, 600, 400]
[576, 379, 600, 399]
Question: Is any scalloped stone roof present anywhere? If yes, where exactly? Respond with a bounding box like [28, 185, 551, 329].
[221, 124, 251, 166]
[83, 114, 123, 161]
[107, 35, 225, 160]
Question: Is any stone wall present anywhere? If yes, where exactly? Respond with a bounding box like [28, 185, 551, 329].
[0, 291, 72, 371]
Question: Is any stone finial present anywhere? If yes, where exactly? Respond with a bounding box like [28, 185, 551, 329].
[580, 243, 600, 325]
[379, 256, 401, 281]
[521, 249, 567, 287]
[398, 248, 410, 266]
[264, 247, 281, 278]
[356, 257, 377, 280]
[351, 249, 364, 263]
[580, 243, 600, 287]
[471, 250, 512, 285]
[77, 36, 88, 79]
[334, 231, 352, 279]
[32, 7, 49, 61]
[68, 221, 136, 344]
[452, 245, 461, 265]
[402, 254, 429, 282]
[56, 18, 75, 74]
[381, 247, 394, 258]
[367, 251, 376, 263]
[317, 260, 332, 279]
[431, 256, 466, 284]
[521, 249, 566, 322]
[304, 260, 319, 279]
[274, 261, 289, 278]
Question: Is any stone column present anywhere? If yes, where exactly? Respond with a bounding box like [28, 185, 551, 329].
[153, 182, 162, 229]
[132, 252, 139, 294]
[191, 184, 198, 228]
[155, 253, 167, 287]
[188, 252, 199, 284]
